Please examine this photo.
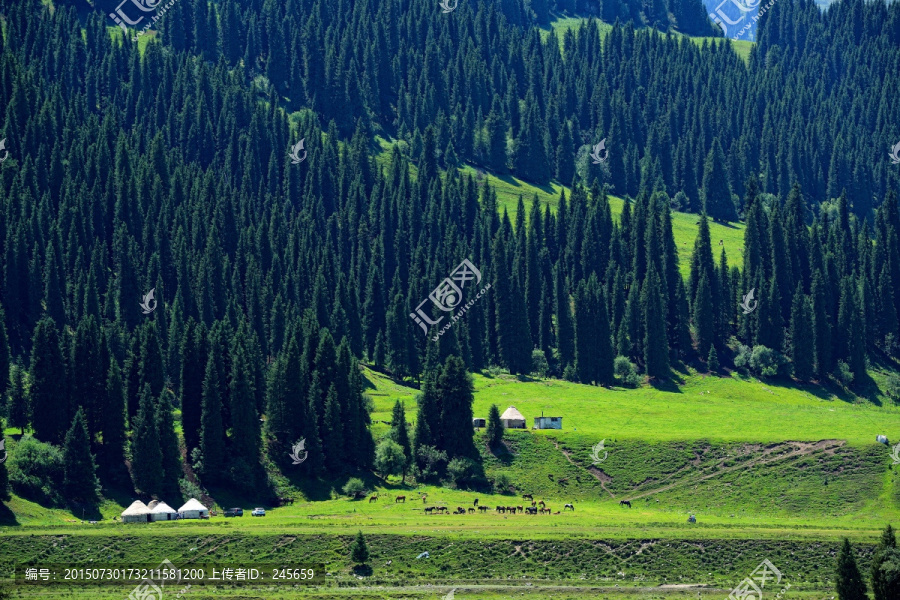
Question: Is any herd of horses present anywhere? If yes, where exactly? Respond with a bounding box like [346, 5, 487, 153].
[365, 492, 589, 515]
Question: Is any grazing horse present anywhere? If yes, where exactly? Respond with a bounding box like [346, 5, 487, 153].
[437, 506, 448, 513]
[538, 501, 546, 508]
[531, 501, 537, 507]
[525, 506, 537, 514]
[468, 507, 475, 514]
[508, 506, 517, 513]
[619, 500, 632, 508]
[421, 494, 428, 503]
[455, 507, 465, 514]
[516, 506, 523, 513]
[369, 495, 378, 503]
[540, 508, 551, 514]
[395, 496, 406, 503]
[564, 503, 575, 511]
[522, 494, 534, 501]
[496, 506, 505, 513]
[473, 498, 479, 507]
[424, 507, 434, 514]
[478, 506, 489, 513]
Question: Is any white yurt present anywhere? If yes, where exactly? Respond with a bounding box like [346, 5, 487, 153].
[177, 498, 209, 519]
[500, 406, 526, 429]
[149, 501, 178, 522]
[121, 500, 151, 523]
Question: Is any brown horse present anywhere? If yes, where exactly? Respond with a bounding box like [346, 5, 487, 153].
[522, 494, 534, 501]
[540, 508, 551, 514]
[395, 496, 406, 503]
[517, 506, 524, 513]
[478, 506, 489, 512]
[538, 500, 546, 508]
[369, 495, 378, 503]
[468, 507, 475, 514]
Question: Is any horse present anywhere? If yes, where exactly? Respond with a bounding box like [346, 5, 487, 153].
[478, 506, 489, 513]
[455, 507, 465, 514]
[538, 500, 546, 508]
[421, 494, 428, 503]
[540, 508, 551, 514]
[468, 507, 475, 514]
[473, 498, 479, 507]
[395, 495, 406, 503]
[522, 494, 534, 501]
[496, 506, 505, 513]
[516, 506, 523, 513]
[531, 500, 537, 507]
[369, 495, 378, 503]
[564, 503, 575, 511]
[525, 506, 537, 514]
[437, 506, 448, 513]
[424, 507, 434, 514]
[553, 511, 560, 515]
[619, 500, 632, 508]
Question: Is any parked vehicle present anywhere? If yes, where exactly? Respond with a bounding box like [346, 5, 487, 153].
[251, 508, 266, 517]
[223, 508, 243, 517]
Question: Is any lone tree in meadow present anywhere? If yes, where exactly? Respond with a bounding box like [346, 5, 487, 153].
[350, 530, 370, 565]
[835, 538, 868, 600]
[487, 404, 504, 447]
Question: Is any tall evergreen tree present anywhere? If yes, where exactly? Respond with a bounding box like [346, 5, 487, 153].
[437, 356, 477, 460]
[131, 385, 163, 496]
[835, 538, 868, 600]
[29, 319, 68, 445]
[389, 400, 411, 482]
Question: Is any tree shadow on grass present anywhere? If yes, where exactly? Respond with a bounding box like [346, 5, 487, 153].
[352, 564, 373, 577]
[648, 375, 683, 394]
[487, 441, 514, 466]
[67, 502, 102, 522]
[0, 502, 19, 526]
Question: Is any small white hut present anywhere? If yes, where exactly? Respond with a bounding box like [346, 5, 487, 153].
[149, 501, 178, 522]
[121, 500, 151, 523]
[177, 498, 209, 519]
[500, 406, 526, 429]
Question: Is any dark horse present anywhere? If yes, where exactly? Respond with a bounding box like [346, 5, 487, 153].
[619, 500, 632, 508]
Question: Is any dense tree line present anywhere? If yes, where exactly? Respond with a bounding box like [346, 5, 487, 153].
[85, 0, 900, 217]
[0, 0, 898, 503]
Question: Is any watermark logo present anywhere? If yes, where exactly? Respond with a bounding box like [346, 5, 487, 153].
[891, 441, 900, 465]
[289, 438, 308, 465]
[127, 558, 190, 600]
[728, 559, 789, 600]
[0, 139, 9, 163]
[439, 0, 458, 12]
[410, 259, 490, 341]
[110, 0, 179, 41]
[0, 438, 7, 465]
[590, 440, 608, 464]
[740, 288, 758, 315]
[140, 289, 157, 315]
[889, 141, 900, 165]
[590, 139, 608, 164]
[289, 139, 307, 164]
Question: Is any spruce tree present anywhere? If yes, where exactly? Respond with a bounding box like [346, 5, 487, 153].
[199, 352, 226, 483]
[29, 318, 68, 445]
[156, 394, 182, 500]
[871, 524, 899, 600]
[350, 530, 369, 564]
[131, 385, 163, 495]
[100, 360, 127, 474]
[7, 364, 28, 435]
[487, 403, 503, 447]
[835, 538, 868, 600]
[707, 345, 719, 373]
[574, 275, 614, 385]
[180, 319, 207, 455]
[701, 138, 737, 222]
[790, 285, 814, 381]
[389, 400, 411, 482]
[642, 265, 669, 378]
[693, 274, 715, 359]
[228, 345, 260, 487]
[437, 356, 477, 460]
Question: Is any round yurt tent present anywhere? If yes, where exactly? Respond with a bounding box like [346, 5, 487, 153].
[149, 501, 178, 522]
[121, 500, 151, 523]
[500, 406, 526, 429]
[177, 498, 209, 519]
